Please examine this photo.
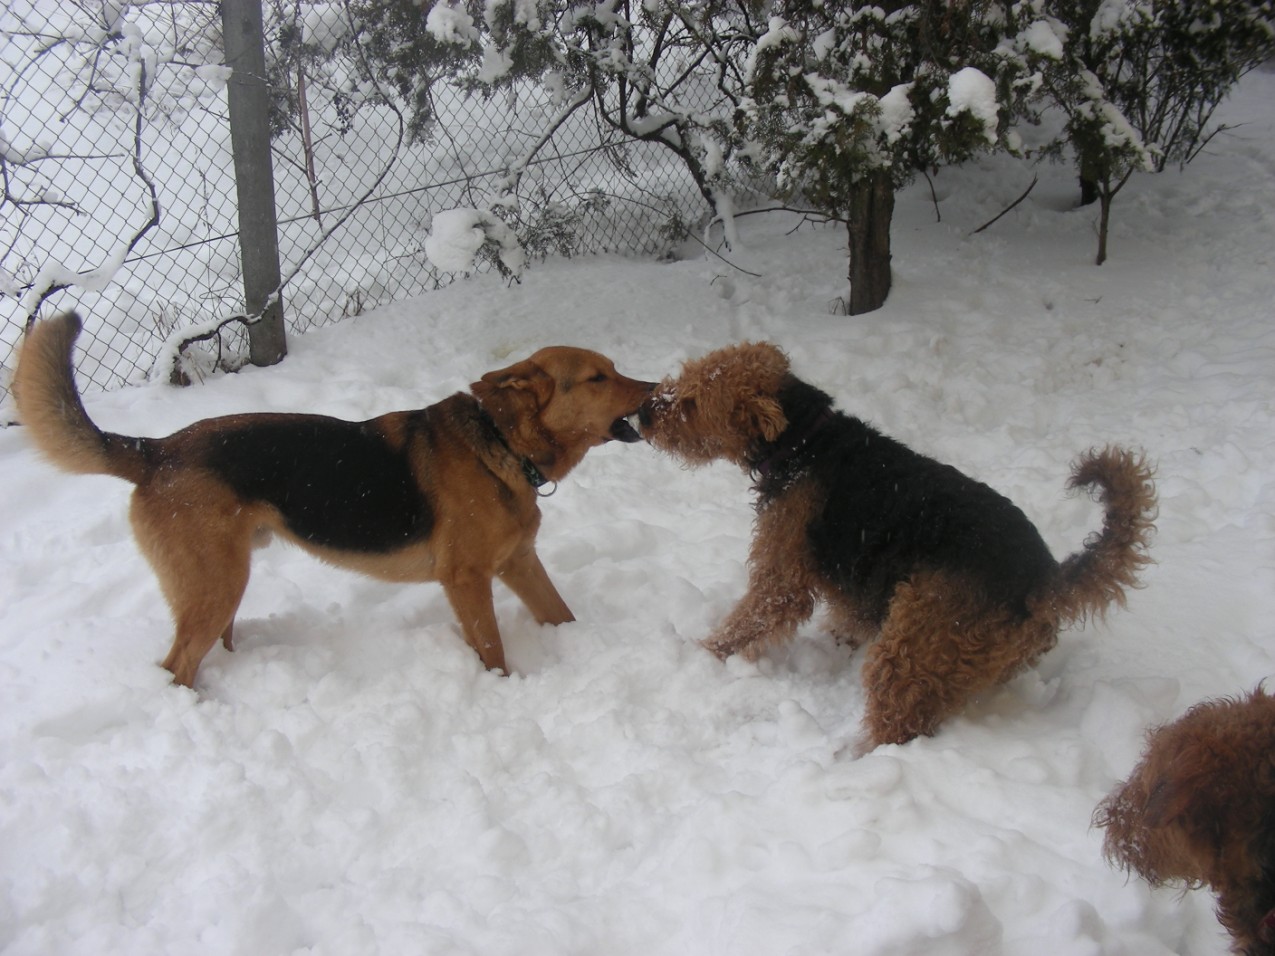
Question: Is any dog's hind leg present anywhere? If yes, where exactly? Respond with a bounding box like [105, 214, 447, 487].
[498, 546, 575, 626]
[220, 529, 275, 653]
[132, 483, 253, 688]
[160, 574, 249, 688]
[857, 572, 1030, 751]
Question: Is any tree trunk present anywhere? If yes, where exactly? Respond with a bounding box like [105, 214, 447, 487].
[1077, 138, 1101, 207]
[1079, 175, 1099, 206]
[1096, 189, 1111, 266]
[846, 170, 895, 315]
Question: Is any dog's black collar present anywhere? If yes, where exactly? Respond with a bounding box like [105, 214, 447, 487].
[474, 405, 554, 493]
[753, 404, 835, 479]
[520, 457, 551, 490]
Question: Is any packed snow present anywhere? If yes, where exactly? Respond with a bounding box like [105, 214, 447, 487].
[1, 66, 1273, 956]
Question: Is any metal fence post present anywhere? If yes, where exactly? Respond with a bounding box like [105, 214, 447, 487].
[221, 0, 287, 367]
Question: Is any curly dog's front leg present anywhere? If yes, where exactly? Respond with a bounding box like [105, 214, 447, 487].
[704, 483, 823, 662]
[704, 583, 816, 661]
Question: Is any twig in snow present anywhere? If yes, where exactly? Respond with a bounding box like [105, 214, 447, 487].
[969, 175, 1038, 236]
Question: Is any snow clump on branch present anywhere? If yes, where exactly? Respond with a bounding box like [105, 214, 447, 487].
[425, 2, 479, 45]
[946, 67, 1001, 144]
[424, 208, 526, 279]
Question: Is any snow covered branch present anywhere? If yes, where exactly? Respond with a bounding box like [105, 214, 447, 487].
[2, 3, 231, 331]
[13, 46, 161, 325]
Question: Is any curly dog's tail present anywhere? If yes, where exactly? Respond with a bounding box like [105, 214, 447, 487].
[12, 312, 150, 484]
[1040, 446, 1157, 626]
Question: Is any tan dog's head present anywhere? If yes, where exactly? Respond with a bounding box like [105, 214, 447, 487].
[638, 341, 790, 466]
[1094, 687, 1275, 954]
[473, 346, 654, 480]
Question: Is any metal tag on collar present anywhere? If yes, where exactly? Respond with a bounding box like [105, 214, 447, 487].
[521, 458, 555, 496]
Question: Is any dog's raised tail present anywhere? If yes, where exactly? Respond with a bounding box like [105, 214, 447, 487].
[12, 312, 149, 484]
[1045, 446, 1157, 626]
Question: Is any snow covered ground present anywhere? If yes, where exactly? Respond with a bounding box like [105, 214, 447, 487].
[2, 67, 1273, 956]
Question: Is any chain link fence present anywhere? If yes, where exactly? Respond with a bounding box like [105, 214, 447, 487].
[0, 0, 714, 416]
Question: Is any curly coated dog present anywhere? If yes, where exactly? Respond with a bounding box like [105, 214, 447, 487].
[1096, 687, 1275, 955]
[13, 312, 654, 686]
[639, 341, 1157, 751]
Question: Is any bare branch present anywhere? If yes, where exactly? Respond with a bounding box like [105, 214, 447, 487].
[922, 169, 941, 224]
[969, 175, 1037, 236]
[679, 229, 762, 277]
[21, 55, 161, 326]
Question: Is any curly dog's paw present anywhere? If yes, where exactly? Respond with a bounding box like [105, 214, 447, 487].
[702, 634, 735, 661]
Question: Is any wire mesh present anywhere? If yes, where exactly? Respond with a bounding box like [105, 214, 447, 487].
[0, 1, 712, 417]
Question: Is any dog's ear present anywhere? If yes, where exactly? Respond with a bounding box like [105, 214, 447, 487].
[474, 358, 555, 403]
[753, 341, 791, 378]
[1140, 733, 1223, 830]
[746, 395, 787, 442]
[473, 359, 555, 408]
[1142, 775, 1198, 829]
[472, 358, 556, 437]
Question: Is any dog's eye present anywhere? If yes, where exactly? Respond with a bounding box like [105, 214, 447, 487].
[587, 372, 608, 383]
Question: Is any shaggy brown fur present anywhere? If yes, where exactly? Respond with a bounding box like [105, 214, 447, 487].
[13, 312, 654, 687]
[639, 341, 1157, 750]
[1096, 688, 1275, 955]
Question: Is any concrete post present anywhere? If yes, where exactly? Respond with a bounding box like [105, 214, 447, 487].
[221, 0, 287, 366]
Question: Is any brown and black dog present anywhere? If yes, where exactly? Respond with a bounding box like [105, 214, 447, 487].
[13, 312, 653, 686]
[1096, 687, 1275, 955]
[640, 341, 1157, 751]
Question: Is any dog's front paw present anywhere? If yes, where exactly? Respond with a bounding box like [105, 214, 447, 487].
[702, 634, 735, 661]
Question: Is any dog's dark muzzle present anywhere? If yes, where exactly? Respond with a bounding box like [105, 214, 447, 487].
[610, 416, 642, 442]
[610, 380, 657, 442]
